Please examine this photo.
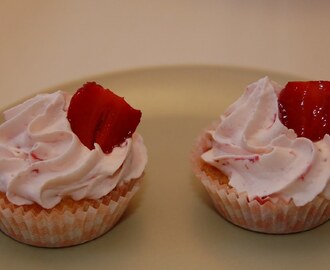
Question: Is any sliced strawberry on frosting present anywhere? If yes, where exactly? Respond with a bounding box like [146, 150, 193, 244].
[278, 81, 330, 141]
[67, 82, 141, 153]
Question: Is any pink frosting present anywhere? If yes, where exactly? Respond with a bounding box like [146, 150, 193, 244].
[202, 77, 330, 206]
[0, 91, 147, 208]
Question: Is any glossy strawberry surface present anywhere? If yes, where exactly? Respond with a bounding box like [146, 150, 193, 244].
[278, 81, 330, 141]
[67, 82, 141, 153]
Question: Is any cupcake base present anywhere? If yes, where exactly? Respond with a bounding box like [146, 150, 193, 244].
[0, 178, 142, 247]
[192, 128, 330, 234]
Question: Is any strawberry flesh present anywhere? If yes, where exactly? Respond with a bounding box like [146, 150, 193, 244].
[67, 82, 141, 153]
[254, 196, 270, 205]
[278, 81, 330, 141]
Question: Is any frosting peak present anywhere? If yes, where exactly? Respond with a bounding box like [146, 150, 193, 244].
[0, 91, 147, 208]
[202, 77, 330, 206]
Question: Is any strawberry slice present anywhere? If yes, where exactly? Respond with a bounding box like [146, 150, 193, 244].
[278, 81, 330, 141]
[67, 82, 141, 153]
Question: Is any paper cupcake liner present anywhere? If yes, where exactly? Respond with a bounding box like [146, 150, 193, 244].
[191, 127, 330, 234]
[0, 178, 141, 247]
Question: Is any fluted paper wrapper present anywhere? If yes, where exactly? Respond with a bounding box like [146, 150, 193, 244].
[192, 128, 330, 234]
[0, 178, 141, 247]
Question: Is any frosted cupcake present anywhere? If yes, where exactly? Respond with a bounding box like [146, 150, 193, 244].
[192, 77, 330, 234]
[0, 82, 147, 247]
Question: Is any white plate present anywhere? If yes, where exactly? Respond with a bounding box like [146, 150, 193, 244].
[0, 66, 328, 270]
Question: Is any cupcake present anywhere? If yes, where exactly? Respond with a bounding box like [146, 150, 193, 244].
[192, 77, 330, 234]
[0, 82, 147, 247]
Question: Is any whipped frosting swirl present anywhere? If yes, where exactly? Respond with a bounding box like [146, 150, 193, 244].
[202, 77, 330, 206]
[0, 91, 147, 209]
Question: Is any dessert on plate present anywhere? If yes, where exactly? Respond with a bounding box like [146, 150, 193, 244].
[192, 77, 330, 234]
[0, 82, 147, 247]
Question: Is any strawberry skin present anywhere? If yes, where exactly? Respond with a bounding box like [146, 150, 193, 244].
[67, 82, 141, 153]
[278, 81, 330, 141]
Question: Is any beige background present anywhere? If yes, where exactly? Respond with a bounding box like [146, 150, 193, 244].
[1, 0, 330, 108]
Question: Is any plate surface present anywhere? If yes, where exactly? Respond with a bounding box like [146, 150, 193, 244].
[0, 66, 328, 270]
